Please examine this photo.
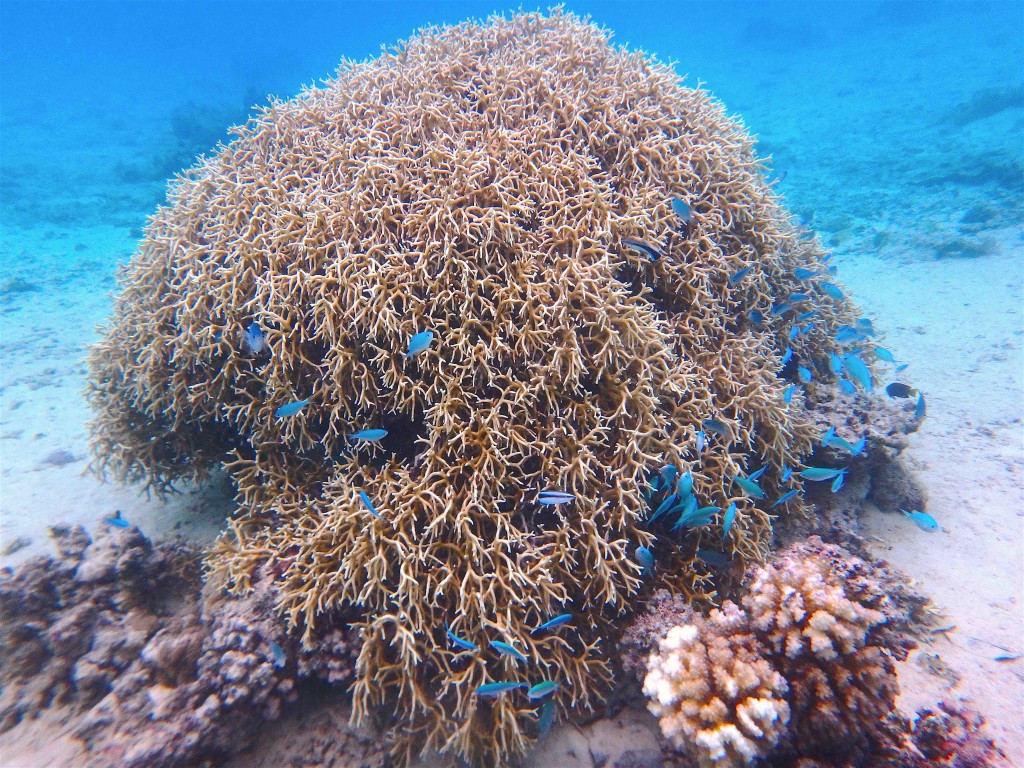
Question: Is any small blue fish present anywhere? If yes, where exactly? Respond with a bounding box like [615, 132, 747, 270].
[702, 419, 729, 438]
[896, 363, 910, 372]
[491, 641, 528, 663]
[729, 266, 752, 285]
[269, 641, 286, 668]
[783, 384, 797, 404]
[660, 465, 679, 488]
[357, 490, 387, 522]
[275, 398, 311, 418]
[103, 511, 130, 529]
[406, 330, 434, 358]
[796, 310, 818, 321]
[856, 318, 876, 336]
[781, 346, 793, 365]
[531, 614, 573, 635]
[821, 282, 844, 300]
[446, 625, 478, 652]
[672, 505, 718, 531]
[901, 509, 939, 532]
[789, 325, 801, 341]
[802, 322, 817, 335]
[772, 489, 799, 507]
[722, 502, 737, 538]
[635, 546, 655, 576]
[794, 267, 817, 280]
[770, 301, 792, 316]
[242, 321, 267, 355]
[787, 292, 809, 303]
[476, 682, 526, 697]
[850, 436, 866, 456]
[695, 548, 730, 567]
[695, 431, 706, 454]
[621, 237, 663, 261]
[527, 680, 560, 700]
[831, 472, 845, 492]
[748, 310, 764, 327]
[537, 491, 575, 505]
[538, 700, 556, 737]
[781, 466, 793, 482]
[822, 426, 836, 446]
[798, 366, 812, 384]
[672, 198, 693, 224]
[799, 467, 846, 481]
[349, 429, 388, 442]
[835, 329, 863, 344]
[650, 493, 679, 524]
[838, 379, 857, 395]
[748, 466, 767, 481]
[842, 354, 873, 391]
[915, 392, 926, 419]
[668, 495, 699, 531]
[874, 347, 897, 364]
[828, 353, 843, 375]
[676, 472, 694, 498]
[733, 474, 765, 499]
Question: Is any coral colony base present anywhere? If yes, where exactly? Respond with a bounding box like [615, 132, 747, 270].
[0, 9, 1000, 768]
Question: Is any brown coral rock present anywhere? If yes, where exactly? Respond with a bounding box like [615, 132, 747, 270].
[87, 10, 862, 766]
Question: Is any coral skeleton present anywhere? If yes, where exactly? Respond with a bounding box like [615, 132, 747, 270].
[87, 10, 861, 765]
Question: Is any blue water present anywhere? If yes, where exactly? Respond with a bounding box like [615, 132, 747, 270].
[1, 0, 1022, 764]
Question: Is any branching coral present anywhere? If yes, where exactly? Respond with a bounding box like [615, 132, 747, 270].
[644, 548, 899, 766]
[87, 10, 863, 765]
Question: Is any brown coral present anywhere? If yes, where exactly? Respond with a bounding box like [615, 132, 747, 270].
[86, 10, 862, 765]
[643, 547, 902, 766]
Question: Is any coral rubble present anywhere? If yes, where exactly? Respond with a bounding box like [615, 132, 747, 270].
[87, 10, 874, 765]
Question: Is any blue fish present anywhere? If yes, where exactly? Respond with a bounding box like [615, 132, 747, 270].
[856, 318, 876, 336]
[695, 548, 730, 567]
[822, 426, 836, 445]
[748, 310, 764, 327]
[729, 266, 752, 285]
[828, 353, 843, 375]
[621, 237, 663, 261]
[531, 614, 573, 635]
[406, 330, 434, 358]
[669, 496, 699, 531]
[672, 198, 693, 223]
[476, 682, 526, 697]
[650, 493, 679, 524]
[798, 366, 812, 383]
[103, 511, 130, 528]
[901, 509, 939, 532]
[446, 625, 478, 652]
[357, 490, 387, 522]
[538, 491, 575, 505]
[874, 347, 897, 364]
[781, 346, 793, 365]
[821, 282, 844, 300]
[835, 329, 863, 344]
[635, 546, 655, 576]
[770, 301, 792, 316]
[915, 392, 927, 419]
[722, 502, 737, 538]
[733, 474, 765, 499]
[850, 436, 866, 456]
[802, 322, 817, 335]
[781, 466, 793, 481]
[702, 419, 729, 438]
[896, 363, 910, 372]
[275, 398, 311, 418]
[527, 680, 560, 700]
[799, 467, 846, 481]
[538, 700, 556, 737]
[842, 354, 873, 391]
[672, 505, 718, 531]
[695, 430, 706, 454]
[270, 641, 286, 668]
[788, 325, 801, 341]
[831, 472, 845, 492]
[242, 321, 267, 355]
[796, 310, 818, 321]
[783, 384, 797, 404]
[838, 379, 856, 395]
[676, 472, 694, 498]
[490, 641, 528, 663]
[794, 267, 817, 280]
[772, 489, 799, 507]
[787, 292, 809, 303]
[660, 465, 679, 488]
[349, 429, 388, 442]
[748, 466, 767, 481]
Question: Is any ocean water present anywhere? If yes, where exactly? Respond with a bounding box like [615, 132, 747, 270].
[1, 1, 1022, 766]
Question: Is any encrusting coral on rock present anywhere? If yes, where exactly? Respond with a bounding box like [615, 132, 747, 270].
[85, 9, 893, 765]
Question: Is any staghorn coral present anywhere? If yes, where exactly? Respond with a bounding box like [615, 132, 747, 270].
[643, 546, 902, 766]
[86, 10, 866, 765]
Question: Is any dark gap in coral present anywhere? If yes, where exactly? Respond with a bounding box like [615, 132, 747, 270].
[372, 411, 427, 469]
